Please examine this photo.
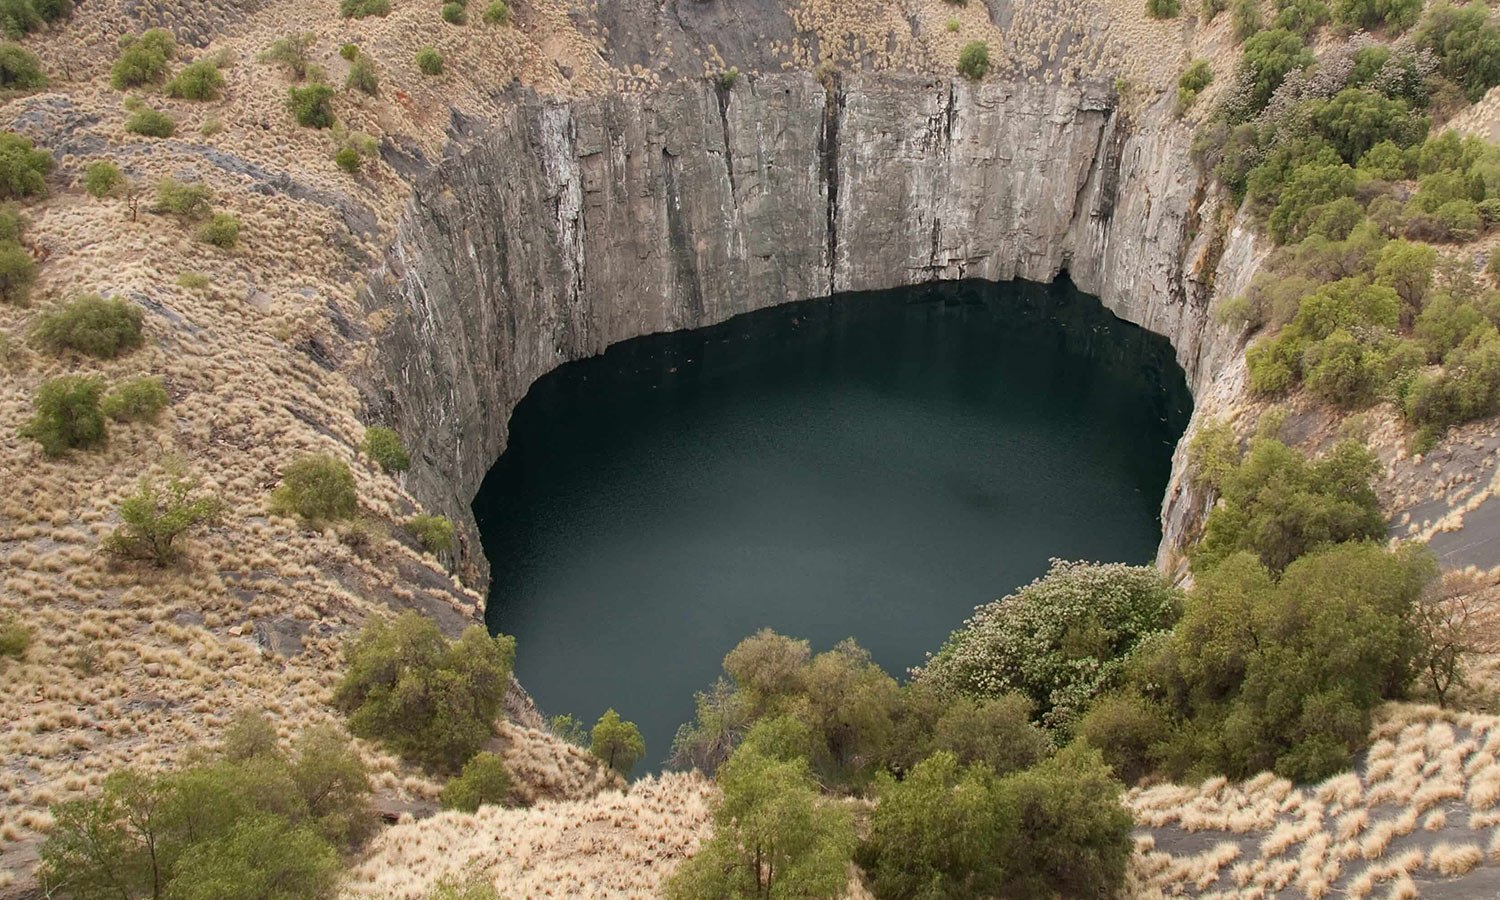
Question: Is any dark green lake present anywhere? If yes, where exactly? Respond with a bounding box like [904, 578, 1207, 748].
[475, 279, 1191, 771]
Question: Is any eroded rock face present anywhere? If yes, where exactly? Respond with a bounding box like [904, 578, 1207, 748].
[362, 72, 1258, 589]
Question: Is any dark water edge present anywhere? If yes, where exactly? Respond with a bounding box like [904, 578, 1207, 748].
[474, 278, 1192, 772]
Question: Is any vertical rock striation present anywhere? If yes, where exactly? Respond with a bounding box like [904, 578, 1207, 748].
[362, 72, 1260, 589]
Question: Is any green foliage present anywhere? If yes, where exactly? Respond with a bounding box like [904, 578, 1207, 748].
[1417, 1, 1500, 103]
[1193, 437, 1386, 573]
[345, 53, 378, 95]
[177, 270, 210, 290]
[915, 560, 1181, 734]
[170, 817, 338, 900]
[0, 42, 44, 90]
[482, 0, 510, 24]
[339, 43, 359, 61]
[1237, 28, 1314, 114]
[259, 32, 316, 80]
[1000, 745, 1134, 898]
[124, 107, 175, 137]
[287, 82, 335, 127]
[334, 146, 360, 173]
[1375, 239, 1438, 319]
[18, 374, 105, 455]
[1188, 417, 1240, 490]
[407, 513, 454, 554]
[83, 160, 123, 197]
[198, 212, 239, 248]
[0, 131, 51, 197]
[1310, 88, 1427, 164]
[439, 751, 512, 811]
[1266, 155, 1356, 245]
[1076, 689, 1175, 785]
[1175, 59, 1213, 113]
[110, 28, 175, 89]
[1245, 277, 1403, 402]
[549, 713, 589, 745]
[166, 59, 224, 100]
[1231, 0, 1262, 40]
[887, 685, 1050, 776]
[0, 0, 39, 39]
[1405, 330, 1500, 433]
[717, 66, 738, 90]
[100, 374, 168, 422]
[268, 453, 357, 522]
[0, 615, 29, 658]
[34, 294, 144, 358]
[428, 876, 502, 900]
[339, 0, 390, 17]
[361, 424, 410, 472]
[590, 708, 646, 775]
[1145, 0, 1179, 17]
[154, 177, 212, 219]
[663, 743, 855, 900]
[1333, 0, 1420, 31]
[1273, 0, 1330, 37]
[441, 1, 466, 22]
[0, 238, 34, 305]
[103, 473, 220, 566]
[956, 40, 989, 79]
[416, 46, 443, 75]
[332, 611, 516, 773]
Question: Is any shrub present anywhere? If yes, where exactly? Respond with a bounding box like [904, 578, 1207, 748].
[166, 58, 224, 100]
[999, 746, 1134, 898]
[154, 177, 211, 219]
[1311, 88, 1427, 164]
[19, 374, 106, 455]
[332, 611, 516, 772]
[1417, 1, 1500, 103]
[361, 426, 410, 472]
[0, 616, 29, 658]
[0, 238, 34, 305]
[888, 686, 1049, 776]
[260, 32, 315, 79]
[334, 146, 360, 173]
[1194, 438, 1386, 573]
[268, 453, 357, 522]
[100, 374, 168, 422]
[407, 513, 454, 554]
[1238, 28, 1314, 114]
[550, 713, 589, 745]
[945, 17, 960, 31]
[1146, 0, 1179, 17]
[345, 53, 377, 95]
[198, 212, 239, 247]
[482, 0, 510, 24]
[82, 160, 123, 197]
[339, 42, 358, 61]
[31, 0, 69, 21]
[663, 744, 854, 900]
[104, 473, 221, 565]
[0, 131, 51, 197]
[590, 708, 645, 775]
[1274, 0, 1331, 36]
[439, 752, 511, 811]
[177, 270, 209, 290]
[1076, 690, 1174, 785]
[1175, 59, 1213, 113]
[441, 1, 466, 22]
[956, 40, 989, 79]
[0, 0, 39, 39]
[287, 82, 335, 128]
[110, 28, 175, 89]
[34, 294, 144, 358]
[416, 46, 443, 75]
[339, 0, 390, 16]
[1231, 0, 1262, 39]
[915, 560, 1181, 734]
[125, 107, 175, 137]
[0, 42, 44, 90]
[716, 66, 738, 90]
[1334, 0, 1421, 31]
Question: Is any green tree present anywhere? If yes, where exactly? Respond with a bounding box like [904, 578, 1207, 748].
[1310, 87, 1427, 164]
[289, 724, 373, 846]
[104, 473, 222, 566]
[0, 238, 34, 305]
[101, 375, 168, 422]
[332, 612, 515, 773]
[550, 713, 589, 746]
[110, 28, 175, 89]
[440, 751, 512, 811]
[1375, 239, 1438, 323]
[482, 0, 510, 24]
[287, 82, 335, 128]
[1333, 0, 1421, 31]
[340, 0, 390, 16]
[362, 425, 410, 472]
[801, 638, 900, 776]
[0, 130, 51, 197]
[19, 374, 106, 455]
[166, 59, 224, 100]
[663, 744, 854, 900]
[441, 1, 466, 23]
[1417, 2, 1500, 102]
[956, 40, 989, 79]
[1076, 690, 1175, 785]
[1175, 59, 1213, 112]
[125, 107, 175, 138]
[0, 42, 44, 90]
[1237, 28, 1314, 114]
[83, 160, 124, 197]
[198, 212, 239, 248]
[1146, 0, 1179, 15]
[416, 47, 443, 75]
[345, 53, 378, 95]
[169, 817, 338, 900]
[408, 514, 454, 554]
[259, 33, 316, 80]
[0, 615, 30, 658]
[590, 708, 645, 776]
[268, 453, 357, 522]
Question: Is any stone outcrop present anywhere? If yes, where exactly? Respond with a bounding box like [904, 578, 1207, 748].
[361, 71, 1260, 588]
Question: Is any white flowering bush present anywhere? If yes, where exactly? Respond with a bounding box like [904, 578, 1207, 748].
[914, 560, 1181, 736]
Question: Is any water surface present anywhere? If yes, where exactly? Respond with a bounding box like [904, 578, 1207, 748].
[475, 279, 1191, 770]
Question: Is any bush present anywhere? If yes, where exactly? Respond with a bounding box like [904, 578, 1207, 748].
[268, 453, 357, 522]
[439, 752, 511, 811]
[82, 160, 123, 197]
[178, 270, 210, 290]
[166, 58, 224, 100]
[125, 107, 175, 137]
[1237, 28, 1314, 114]
[0, 616, 29, 658]
[361, 426, 410, 472]
[154, 177, 212, 219]
[340, 0, 389, 16]
[1417, 1, 1500, 103]
[956, 40, 989, 79]
[590, 708, 645, 775]
[1076, 690, 1174, 785]
[1175, 59, 1213, 113]
[915, 560, 1181, 734]
[0, 131, 51, 197]
[334, 146, 360, 173]
[1311, 88, 1427, 164]
[104, 473, 221, 565]
[482, 0, 510, 24]
[0, 0, 39, 39]
[663, 744, 854, 900]
[416, 46, 443, 75]
[198, 212, 239, 248]
[19, 374, 106, 455]
[339, 43, 358, 61]
[1146, 0, 1179, 17]
[441, 1, 466, 22]
[345, 53, 377, 95]
[110, 28, 175, 90]
[0, 42, 44, 90]
[1274, 0, 1331, 36]
[101, 374, 168, 422]
[550, 713, 589, 746]
[0, 238, 34, 305]
[888, 686, 1049, 776]
[408, 513, 454, 554]
[332, 611, 516, 773]
[716, 66, 738, 90]
[1333, 0, 1421, 31]
[287, 82, 335, 127]
[1230, 0, 1262, 40]
[34, 294, 144, 358]
[999, 746, 1134, 898]
[260, 32, 316, 79]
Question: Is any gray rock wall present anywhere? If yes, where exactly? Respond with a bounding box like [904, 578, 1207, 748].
[362, 71, 1257, 589]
